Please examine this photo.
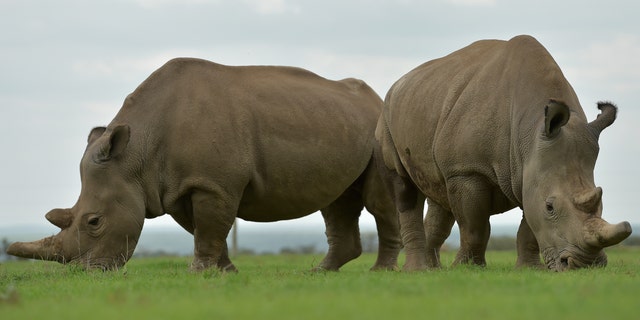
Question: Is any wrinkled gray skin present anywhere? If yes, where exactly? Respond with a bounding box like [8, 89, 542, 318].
[8, 58, 402, 271]
[375, 35, 632, 272]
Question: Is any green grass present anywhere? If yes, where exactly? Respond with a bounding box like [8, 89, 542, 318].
[1, 248, 639, 319]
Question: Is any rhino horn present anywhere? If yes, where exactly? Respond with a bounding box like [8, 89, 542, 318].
[572, 187, 602, 214]
[6, 235, 65, 263]
[583, 218, 632, 249]
[589, 102, 617, 136]
[46, 208, 73, 229]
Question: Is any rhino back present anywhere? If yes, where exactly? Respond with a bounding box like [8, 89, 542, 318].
[108, 58, 383, 220]
[385, 35, 583, 210]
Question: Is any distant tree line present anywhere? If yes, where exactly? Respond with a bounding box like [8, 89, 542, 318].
[479, 234, 640, 251]
[621, 235, 640, 246]
[4, 235, 639, 261]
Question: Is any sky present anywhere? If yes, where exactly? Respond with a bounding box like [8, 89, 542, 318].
[1, 0, 639, 235]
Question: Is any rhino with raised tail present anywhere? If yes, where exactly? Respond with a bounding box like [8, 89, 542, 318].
[375, 35, 631, 271]
[8, 58, 402, 271]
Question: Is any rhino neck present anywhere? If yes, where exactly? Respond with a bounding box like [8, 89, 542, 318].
[505, 114, 537, 206]
[509, 100, 557, 207]
[108, 71, 190, 221]
[138, 143, 165, 219]
[509, 95, 584, 207]
[508, 141, 525, 206]
[104, 121, 165, 220]
[143, 177, 165, 219]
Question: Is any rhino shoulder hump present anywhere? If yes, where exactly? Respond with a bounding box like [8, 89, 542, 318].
[159, 57, 225, 74]
[508, 34, 539, 44]
[338, 77, 373, 93]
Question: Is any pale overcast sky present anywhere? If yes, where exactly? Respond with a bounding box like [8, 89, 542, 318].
[1, 0, 638, 234]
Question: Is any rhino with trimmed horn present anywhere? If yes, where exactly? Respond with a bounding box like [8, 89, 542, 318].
[375, 35, 631, 271]
[7, 58, 402, 271]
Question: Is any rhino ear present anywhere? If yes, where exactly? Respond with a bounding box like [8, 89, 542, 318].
[88, 127, 107, 145]
[93, 125, 130, 163]
[544, 99, 570, 138]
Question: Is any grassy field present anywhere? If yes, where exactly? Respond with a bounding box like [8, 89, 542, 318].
[1, 248, 639, 319]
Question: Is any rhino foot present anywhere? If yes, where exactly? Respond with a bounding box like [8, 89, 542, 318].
[190, 257, 238, 273]
[370, 264, 399, 272]
[310, 266, 334, 273]
[219, 263, 238, 273]
[452, 248, 487, 267]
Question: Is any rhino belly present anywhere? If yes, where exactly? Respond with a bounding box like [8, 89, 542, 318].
[235, 143, 370, 222]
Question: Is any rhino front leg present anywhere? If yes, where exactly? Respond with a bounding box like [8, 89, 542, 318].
[454, 220, 490, 267]
[515, 214, 543, 269]
[316, 188, 363, 271]
[447, 176, 491, 267]
[190, 190, 238, 272]
[423, 198, 455, 268]
[216, 242, 238, 272]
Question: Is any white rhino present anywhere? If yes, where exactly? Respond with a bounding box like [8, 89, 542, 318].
[375, 35, 631, 271]
[8, 58, 402, 271]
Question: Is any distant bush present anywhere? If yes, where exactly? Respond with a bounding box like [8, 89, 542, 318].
[361, 232, 378, 253]
[237, 248, 257, 256]
[279, 244, 318, 255]
[621, 236, 640, 246]
[1, 238, 17, 262]
[134, 249, 177, 258]
[487, 236, 517, 251]
[483, 235, 640, 251]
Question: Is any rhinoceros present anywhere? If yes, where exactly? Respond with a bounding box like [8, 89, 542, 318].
[375, 35, 631, 271]
[7, 58, 402, 271]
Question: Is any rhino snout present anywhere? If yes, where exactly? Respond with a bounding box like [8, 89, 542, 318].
[558, 251, 607, 271]
[543, 246, 608, 272]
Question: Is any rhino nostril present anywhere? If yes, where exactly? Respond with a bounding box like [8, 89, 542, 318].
[560, 257, 569, 269]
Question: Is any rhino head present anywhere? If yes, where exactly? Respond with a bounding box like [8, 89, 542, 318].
[522, 100, 631, 271]
[7, 125, 145, 270]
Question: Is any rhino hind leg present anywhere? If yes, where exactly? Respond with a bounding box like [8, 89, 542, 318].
[368, 215, 402, 271]
[315, 188, 364, 271]
[374, 120, 430, 271]
[373, 152, 428, 269]
[423, 198, 456, 268]
[361, 160, 402, 271]
[396, 187, 428, 271]
[367, 206, 402, 271]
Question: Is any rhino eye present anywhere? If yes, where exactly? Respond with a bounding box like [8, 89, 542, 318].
[88, 216, 101, 226]
[545, 198, 555, 214]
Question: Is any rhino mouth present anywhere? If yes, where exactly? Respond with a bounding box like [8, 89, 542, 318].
[75, 256, 129, 271]
[63, 249, 131, 271]
[74, 244, 137, 270]
[542, 246, 607, 271]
